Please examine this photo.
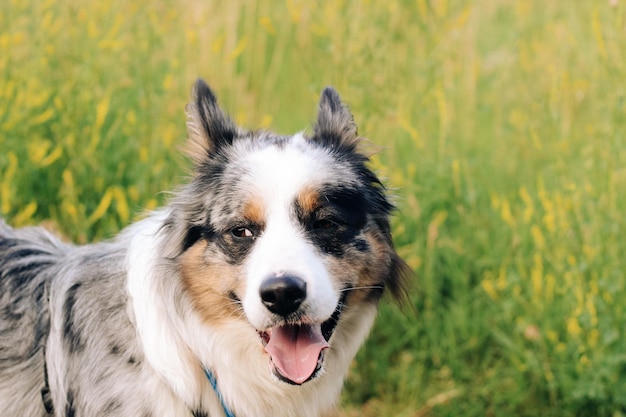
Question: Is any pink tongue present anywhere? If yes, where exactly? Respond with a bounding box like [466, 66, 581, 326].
[264, 324, 329, 385]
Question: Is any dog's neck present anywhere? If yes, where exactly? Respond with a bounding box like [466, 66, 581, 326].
[204, 368, 235, 417]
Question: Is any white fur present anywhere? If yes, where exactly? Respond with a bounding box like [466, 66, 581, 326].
[126, 212, 207, 413]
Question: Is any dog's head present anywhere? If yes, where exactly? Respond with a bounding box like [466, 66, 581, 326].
[167, 79, 408, 385]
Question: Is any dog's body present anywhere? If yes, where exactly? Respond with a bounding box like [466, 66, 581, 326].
[0, 80, 408, 417]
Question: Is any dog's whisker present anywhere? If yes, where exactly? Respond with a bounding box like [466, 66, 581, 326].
[339, 285, 385, 292]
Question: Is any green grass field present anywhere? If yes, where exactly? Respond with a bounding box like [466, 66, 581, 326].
[2, 0, 626, 415]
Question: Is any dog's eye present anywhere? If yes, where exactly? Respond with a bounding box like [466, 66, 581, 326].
[231, 226, 254, 239]
[313, 218, 339, 231]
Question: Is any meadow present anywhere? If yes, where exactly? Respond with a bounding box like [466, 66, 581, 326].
[2, 0, 626, 415]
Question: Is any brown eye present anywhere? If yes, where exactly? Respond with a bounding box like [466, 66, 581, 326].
[231, 226, 254, 239]
[313, 219, 338, 231]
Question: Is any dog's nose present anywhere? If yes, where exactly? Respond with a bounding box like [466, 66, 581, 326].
[259, 275, 307, 316]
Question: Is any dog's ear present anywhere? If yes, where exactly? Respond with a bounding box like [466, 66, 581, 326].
[312, 87, 359, 151]
[386, 246, 413, 306]
[185, 79, 238, 163]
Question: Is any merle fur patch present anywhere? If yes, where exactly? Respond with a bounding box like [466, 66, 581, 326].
[63, 283, 85, 355]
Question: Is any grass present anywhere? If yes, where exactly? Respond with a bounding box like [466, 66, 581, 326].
[2, 0, 626, 415]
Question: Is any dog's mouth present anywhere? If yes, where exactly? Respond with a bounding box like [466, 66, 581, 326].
[260, 324, 328, 385]
[259, 295, 345, 385]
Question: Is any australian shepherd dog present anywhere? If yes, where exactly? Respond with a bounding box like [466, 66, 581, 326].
[0, 80, 408, 417]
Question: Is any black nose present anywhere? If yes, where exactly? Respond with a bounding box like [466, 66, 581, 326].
[259, 275, 307, 317]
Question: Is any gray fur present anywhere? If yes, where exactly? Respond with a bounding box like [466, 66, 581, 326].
[0, 220, 67, 417]
[0, 221, 166, 416]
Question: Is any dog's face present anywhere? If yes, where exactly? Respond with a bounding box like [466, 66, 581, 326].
[168, 80, 407, 385]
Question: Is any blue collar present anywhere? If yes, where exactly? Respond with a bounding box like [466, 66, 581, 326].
[204, 368, 236, 417]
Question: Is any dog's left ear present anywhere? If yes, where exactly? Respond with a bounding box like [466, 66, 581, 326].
[312, 87, 359, 151]
[185, 79, 239, 164]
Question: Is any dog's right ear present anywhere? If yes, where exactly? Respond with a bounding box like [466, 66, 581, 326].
[312, 87, 359, 152]
[185, 79, 238, 163]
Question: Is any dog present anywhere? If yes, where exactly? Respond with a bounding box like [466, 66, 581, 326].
[0, 80, 409, 417]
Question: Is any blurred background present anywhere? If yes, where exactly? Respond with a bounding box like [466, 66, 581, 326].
[2, 0, 626, 415]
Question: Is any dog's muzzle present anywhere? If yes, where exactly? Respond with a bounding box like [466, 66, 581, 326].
[257, 275, 343, 385]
